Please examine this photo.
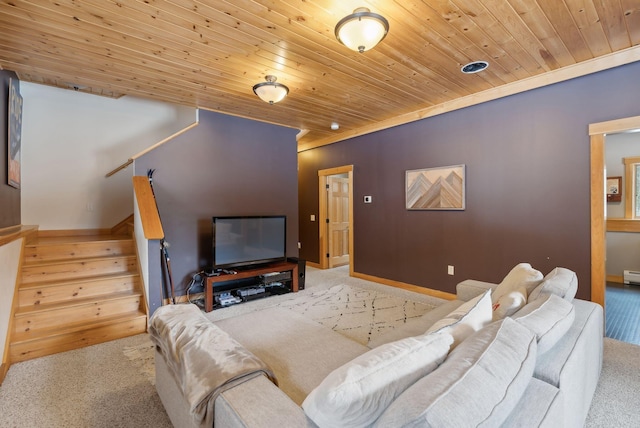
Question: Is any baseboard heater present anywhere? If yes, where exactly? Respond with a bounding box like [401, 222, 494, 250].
[623, 270, 640, 285]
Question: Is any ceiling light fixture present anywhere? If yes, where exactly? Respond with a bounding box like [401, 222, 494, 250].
[461, 61, 489, 74]
[335, 7, 389, 53]
[253, 75, 289, 104]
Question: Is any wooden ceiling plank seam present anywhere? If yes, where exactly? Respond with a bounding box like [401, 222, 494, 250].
[621, 0, 640, 46]
[445, 0, 538, 79]
[473, 0, 560, 73]
[384, 1, 530, 84]
[562, 0, 614, 57]
[506, 0, 578, 68]
[0, 26, 253, 98]
[592, 0, 633, 50]
[403, 0, 524, 84]
[363, 0, 516, 89]
[535, 0, 596, 62]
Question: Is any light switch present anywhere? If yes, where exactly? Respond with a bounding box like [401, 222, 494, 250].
[364, 196, 372, 203]
[310, 215, 316, 221]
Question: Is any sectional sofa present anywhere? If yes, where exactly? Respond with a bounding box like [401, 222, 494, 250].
[150, 264, 603, 427]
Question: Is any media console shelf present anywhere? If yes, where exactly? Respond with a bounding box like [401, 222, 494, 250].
[204, 261, 299, 312]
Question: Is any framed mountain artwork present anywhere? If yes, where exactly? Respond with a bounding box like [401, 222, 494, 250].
[406, 164, 465, 210]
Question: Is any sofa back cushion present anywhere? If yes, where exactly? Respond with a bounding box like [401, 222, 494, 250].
[528, 267, 578, 302]
[302, 331, 453, 428]
[512, 293, 575, 355]
[374, 318, 537, 428]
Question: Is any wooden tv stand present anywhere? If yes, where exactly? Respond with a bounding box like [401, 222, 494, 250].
[204, 261, 298, 312]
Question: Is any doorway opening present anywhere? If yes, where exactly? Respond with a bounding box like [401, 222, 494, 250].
[590, 116, 640, 345]
[318, 165, 353, 274]
[589, 115, 640, 309]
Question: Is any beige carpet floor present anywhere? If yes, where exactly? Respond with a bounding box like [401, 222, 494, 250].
[1, 266, 639, 427]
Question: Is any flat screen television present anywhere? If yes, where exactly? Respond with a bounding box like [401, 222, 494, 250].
[212, 215, 286, 269]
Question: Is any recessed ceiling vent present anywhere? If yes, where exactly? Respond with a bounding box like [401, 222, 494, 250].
[461, 61, 489, 74]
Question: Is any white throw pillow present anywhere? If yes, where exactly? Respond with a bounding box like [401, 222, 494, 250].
[492, 285, 527, 320]
[492, 263, 543, 304]
[302, 331, 454, 428]
[426, 289, 493, 348]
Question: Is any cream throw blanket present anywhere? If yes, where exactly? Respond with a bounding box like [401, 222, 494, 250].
[149, 304, 278, 427]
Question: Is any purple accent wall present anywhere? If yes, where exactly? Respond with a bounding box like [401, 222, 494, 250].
[135, 110, 298, 313]
[299, 61, 640, 300]
[0, 70, 20, 229]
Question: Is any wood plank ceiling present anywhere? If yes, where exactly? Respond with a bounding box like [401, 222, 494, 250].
[0, 1, 639, 149]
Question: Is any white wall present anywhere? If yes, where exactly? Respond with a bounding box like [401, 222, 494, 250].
[605, 132, 640, 277]
[0, 239, 22, 368]
[20, 83, 197, 230]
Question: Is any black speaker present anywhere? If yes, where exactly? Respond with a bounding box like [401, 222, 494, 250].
[288, 257, 306, 290]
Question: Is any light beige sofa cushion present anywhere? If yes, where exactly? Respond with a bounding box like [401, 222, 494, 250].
[513, 293, 575, 355]
[215, 307, 369, 405]
[374, 318, 537, 427]
[302, 331, 453, 428]
[529, 267, 578, 302]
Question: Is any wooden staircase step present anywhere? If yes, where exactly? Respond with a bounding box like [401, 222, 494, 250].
[10, 223, 147, 363]
[21, 255, 138, 285]
[10, 312, 147, 363]
[13, 291, 143, 335]
[23, 238, 134, 264]
[18, 273, 140, 308]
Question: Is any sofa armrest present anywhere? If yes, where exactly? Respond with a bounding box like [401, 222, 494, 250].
[156, 349, 314, 428]
[456, 279, 497, 301]
[216, 375, 316, 427]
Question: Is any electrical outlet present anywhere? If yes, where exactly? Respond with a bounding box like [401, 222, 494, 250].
[364, 195, 372, 203]
[447, 265, 455, 276]
[297, 242, 301, 249]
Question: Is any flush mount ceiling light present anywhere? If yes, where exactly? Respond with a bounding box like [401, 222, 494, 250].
[461, 61, 489, 74]
[335, 7, 389, 53]
[252, 75, 289, 104]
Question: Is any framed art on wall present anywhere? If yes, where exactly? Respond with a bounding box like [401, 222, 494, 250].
[7, 77, 23, 189]
[406, 164, 465, 210]
[606, 176, 622, 202]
